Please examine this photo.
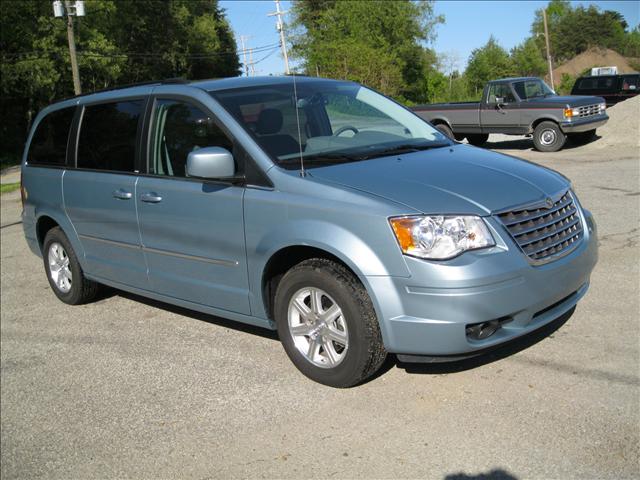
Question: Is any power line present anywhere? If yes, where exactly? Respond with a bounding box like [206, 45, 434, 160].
[2, 43, 281, 61]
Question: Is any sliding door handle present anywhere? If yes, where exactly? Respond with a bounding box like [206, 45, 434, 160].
[140, 192, 163, 203]
[112, 189, 132, 200]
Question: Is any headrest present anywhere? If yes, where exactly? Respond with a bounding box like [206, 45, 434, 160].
[256, 108, 283, 135]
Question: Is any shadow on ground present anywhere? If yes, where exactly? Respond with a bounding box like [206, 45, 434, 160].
[101, 285, 573, 384]
[444, 469, 518, 480]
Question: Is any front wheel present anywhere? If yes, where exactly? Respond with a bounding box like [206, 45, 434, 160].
[533, 121, 566, 152]
[274, 259, 386, 388]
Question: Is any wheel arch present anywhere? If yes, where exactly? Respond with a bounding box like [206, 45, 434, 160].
[261, 245, 371, 323]
[531, 117, 560, 131]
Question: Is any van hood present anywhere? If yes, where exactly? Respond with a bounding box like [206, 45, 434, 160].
[307, 144, 569, 215]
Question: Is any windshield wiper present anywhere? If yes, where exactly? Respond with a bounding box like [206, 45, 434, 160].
[359, 141, 451, 159]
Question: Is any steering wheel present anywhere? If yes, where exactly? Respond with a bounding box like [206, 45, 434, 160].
[333, 125, 359, 137]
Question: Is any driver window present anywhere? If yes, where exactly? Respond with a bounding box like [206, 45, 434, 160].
[150, 99, 233, 177]
[323, 93, 406, 137]
[487, 84, 515, 103]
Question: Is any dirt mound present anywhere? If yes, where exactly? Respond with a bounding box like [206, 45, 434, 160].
[584, 95, 639, 150]
[550, 48, 637, 81]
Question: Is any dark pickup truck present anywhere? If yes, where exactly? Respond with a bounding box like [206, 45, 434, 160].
[412, 77, 608, 152]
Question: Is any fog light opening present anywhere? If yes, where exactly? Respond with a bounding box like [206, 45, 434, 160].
[466, 317, 511, 341]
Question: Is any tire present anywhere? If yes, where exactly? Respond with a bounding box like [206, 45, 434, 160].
[533, 121, 566, 152]
[43, 227, 99, 305]
[434, 123, 454, 139]
[568, 129, 596, 145]
[466, 134, 489, 146]
[274, 258, 386, 388]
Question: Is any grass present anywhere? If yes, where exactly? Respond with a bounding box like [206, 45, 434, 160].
[1, 182, 20, 194]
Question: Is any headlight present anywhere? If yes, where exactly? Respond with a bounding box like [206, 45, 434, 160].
[599, 102, 606, 112]
[389, 215, 495, 260]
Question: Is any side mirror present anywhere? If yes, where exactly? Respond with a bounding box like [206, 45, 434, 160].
[495, 96, 505, 105]
[186, 147, 235, 179]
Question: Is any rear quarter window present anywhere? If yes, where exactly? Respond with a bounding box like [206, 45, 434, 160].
[27, 107, 76, 166]
[77, 100, 144, 172]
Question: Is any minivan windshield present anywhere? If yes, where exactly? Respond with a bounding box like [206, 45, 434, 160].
[211, 81, 449, 169]
[512, 79, 555, 100]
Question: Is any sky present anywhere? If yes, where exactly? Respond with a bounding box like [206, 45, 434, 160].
[219, 0, 640, 76]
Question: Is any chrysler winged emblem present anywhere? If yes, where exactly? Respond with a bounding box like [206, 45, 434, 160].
[545, 197, 554, 208]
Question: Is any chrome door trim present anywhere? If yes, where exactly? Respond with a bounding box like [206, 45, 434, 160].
[78, 233, 140, 250]
[78, 234, 238, 266]
[143, 246, 239, 266]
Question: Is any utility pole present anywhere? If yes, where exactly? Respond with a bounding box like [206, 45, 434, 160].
[543, 8, 554, 90]
[53, 1, 84, 95]
[268, 0, 290, 75]
[239, 35, 250, 77]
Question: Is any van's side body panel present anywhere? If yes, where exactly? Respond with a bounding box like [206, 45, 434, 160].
[63, 171, 148, 288]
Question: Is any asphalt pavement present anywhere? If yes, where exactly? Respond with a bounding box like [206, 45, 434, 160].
[1, 137, 639, 479]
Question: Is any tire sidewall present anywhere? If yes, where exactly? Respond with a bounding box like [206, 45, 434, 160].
[534, 121, 566, 152]
[43, 228, 84, 305]
[274, 265, 373, 387]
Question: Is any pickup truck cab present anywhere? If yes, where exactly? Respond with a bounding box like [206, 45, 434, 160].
[21, 76, 598, 387]
[412, 77, 608, 152]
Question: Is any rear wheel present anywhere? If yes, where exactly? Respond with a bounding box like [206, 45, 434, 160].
[533, 121, 566, 152]
[274, 259, 386, 388]
[466, 133, 489, 146]
[434, 123, 454, 140]
[43, 227, 99, 305]
[568, 129, 596, 145]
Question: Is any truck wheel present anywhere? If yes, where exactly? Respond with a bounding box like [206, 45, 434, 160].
[274, 258, 387, 388]
[568, 129, 596, 145]
[43, 227, 99, 305]
[533, 121, 566, 152]
[434, 123, 454, 140]
[466, 134, 489, 146]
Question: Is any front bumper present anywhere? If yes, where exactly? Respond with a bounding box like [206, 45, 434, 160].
[366, 209, 598, 357]
[560, 114, 608, 133]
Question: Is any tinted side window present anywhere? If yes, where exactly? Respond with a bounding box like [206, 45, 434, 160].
[27, 107, 75, 166]
[150, 99, 233, 177]
[77, 100, 143, 172]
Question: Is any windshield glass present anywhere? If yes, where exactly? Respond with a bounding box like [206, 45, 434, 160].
[512, 79, 555, 100]
[210, 81, 449, 168]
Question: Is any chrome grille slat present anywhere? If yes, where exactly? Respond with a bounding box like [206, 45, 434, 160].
[576, 104, 601, 118]
[511, 205, 577, 236]
[501, 195, 573, 226]
[517, 217, 581, 247]
[497, 191, 584, 264]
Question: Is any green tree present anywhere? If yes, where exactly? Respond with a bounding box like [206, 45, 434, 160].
[465, 37, 514, 94]
[289, 0, 443, 101]
[0, 0, 240, 164]
[511, 37, 547, 77]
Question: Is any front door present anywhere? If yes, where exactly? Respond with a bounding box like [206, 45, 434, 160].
[480, 83, 521, 134]
[136, 98, 251, 315]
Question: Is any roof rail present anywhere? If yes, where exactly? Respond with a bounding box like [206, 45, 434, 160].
[58, 78, 191, 102]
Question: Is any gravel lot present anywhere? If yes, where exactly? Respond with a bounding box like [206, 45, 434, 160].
[1, 129, 639, 478]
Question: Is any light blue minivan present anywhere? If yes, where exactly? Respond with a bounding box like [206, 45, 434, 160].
[21, 76, 598, 387]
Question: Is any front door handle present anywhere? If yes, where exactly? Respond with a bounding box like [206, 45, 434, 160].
[140, 192, 163, 203]
[112, 189, 132, 200]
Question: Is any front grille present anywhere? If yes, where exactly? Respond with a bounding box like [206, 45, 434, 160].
[575, 104, 601, 118]
[498, 191, 583, 263]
